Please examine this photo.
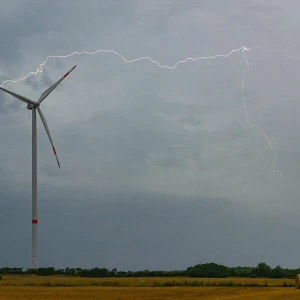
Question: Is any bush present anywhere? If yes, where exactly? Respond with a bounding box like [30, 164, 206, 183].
[0, 275, 2, 280]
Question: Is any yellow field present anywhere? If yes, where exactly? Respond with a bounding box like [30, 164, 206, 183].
[0, 275, 299, 299]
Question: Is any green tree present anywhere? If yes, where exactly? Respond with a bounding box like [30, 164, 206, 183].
[36, 267, 55, 276]
[187, 263, 229, 278]
[255, 262, 271, 277]
[270, 266, 284, 278]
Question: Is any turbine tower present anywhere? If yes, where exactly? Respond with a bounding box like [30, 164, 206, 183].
[0, 65, 77, 269]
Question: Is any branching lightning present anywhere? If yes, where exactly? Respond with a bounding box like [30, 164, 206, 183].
[241, 48, 282, 176]
[1, 45, 296, 175]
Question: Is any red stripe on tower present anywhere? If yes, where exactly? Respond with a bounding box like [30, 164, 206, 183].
[53, 147, 57, 155]
[63, 72, 70, 78]
[32, 220, 38, 224]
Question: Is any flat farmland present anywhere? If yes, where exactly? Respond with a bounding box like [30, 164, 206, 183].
[0, 275, 299, 299]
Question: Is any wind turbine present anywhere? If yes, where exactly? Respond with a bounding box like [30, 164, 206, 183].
[0, 65, 77, 269]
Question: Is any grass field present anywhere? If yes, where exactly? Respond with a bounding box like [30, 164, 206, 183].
[0, 275, 299, 299]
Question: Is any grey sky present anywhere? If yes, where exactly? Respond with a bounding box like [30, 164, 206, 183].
[1, 0, 300, 269]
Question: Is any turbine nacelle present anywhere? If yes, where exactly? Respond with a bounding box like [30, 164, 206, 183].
[27, 103, 39, 110]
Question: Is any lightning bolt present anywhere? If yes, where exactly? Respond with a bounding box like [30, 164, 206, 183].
[241, 48, 282, 176]
[0, 46, 247, 88]
[0, 45, 294, 175]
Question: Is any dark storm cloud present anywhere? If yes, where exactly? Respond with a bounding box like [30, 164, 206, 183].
[0, 93, 24, 116]
[2, 0, 300, 271]
[24, 76, 39, 91]
[0, 0, 135, 70]
[88, 106, 172, 172]
[1, 188, 300, 270]
[0, 1, 60, 66]
[24, 70, 54, 92]
[0, 76, 10, 82]
[41, 72, 54, 88]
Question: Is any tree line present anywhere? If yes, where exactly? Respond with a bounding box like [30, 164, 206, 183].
[0, 262, 299, 278]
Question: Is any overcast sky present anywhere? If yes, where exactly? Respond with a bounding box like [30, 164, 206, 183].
[1, 0, 300, 270]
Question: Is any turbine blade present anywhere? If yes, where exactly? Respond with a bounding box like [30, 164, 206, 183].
[37, 107, 60, 168]
[38, 65, 77, 103]
[0, 87, 36, 105]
